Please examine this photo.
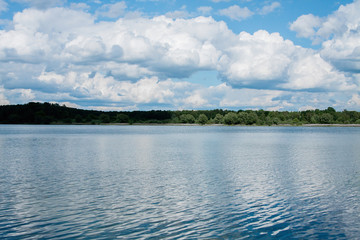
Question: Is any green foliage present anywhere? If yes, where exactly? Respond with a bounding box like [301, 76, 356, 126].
[265, 116, 279, 125]
[223, 112, 238, 125]
[213, 114, 223, 124]
[247, 112, 258, 125]
[237, 112, 248, 125]
[179, 114, 196, 123]
[197, 114, 208, 125]
[116, 113, 129, 123]
[75, 114, 83, 123]
[0, 102, 360, 126]
[319, 113, 333, 124]
[292, 118, 302, 126]
[99, 113, 110, 123]
[237, 112, 258, 125]
[326, 107, 336, 113]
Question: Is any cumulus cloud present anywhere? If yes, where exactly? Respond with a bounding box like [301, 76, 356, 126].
[218, 5, 253, 21]
[321, 27, 360, 73]
[70, 3, 91, 11]
[35, 70, 199, 108]
[0, 4, 359, 110]
[0, 7, 352, 94]
[0, 0, 8, 13]
[96, 2, 127, 19]
[259, 2, 281, 15]
[282, 53, 353, 91]
[165, 10, 190, 19]
[291, 0, 360, 74]
[197, 6, 212, 16]
[348, 94, 360, 106]
[290, 0, 360, 42]
[0, 86, 10, 105]
[10, 0, 65, 9]
[216, 30, 354, 91]
[290, 14, 322, 39]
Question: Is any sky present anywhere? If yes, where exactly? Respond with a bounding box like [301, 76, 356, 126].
[0, 0, 359, 111]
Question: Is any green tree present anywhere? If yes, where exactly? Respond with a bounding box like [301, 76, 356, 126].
[238, 112, 248, 125]
[311, 115, 319, 124]
[319, 113, 333, 124]
[265, 116, 279, 125]
[179, 114, 196, 123]
[223, 112, 238, 125]
[326, 107, 336, 113]
[99, 113, 110, 123]
[246, 112, 258, 125]
[75, 114, 83, 123]
[197, 114, 208, 125]
[213, 114, 223, 124]
[116, 113, 129, 123]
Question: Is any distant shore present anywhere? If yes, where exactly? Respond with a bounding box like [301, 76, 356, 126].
[303, 124, 360, 127]
[72, 123, 360, 127]
[2, 102, 360, 126]
[2, 123, 360, 127]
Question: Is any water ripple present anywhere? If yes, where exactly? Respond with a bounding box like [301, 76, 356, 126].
[1, 126, 360, 239]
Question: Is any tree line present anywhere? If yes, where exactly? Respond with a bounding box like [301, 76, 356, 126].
[1, 102, 360, 125]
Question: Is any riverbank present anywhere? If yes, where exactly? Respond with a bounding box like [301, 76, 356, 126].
[67, 123, 360, 127]
[2, 123, 360, 127]
[2, 103, 360, 126]
[303, 124, 360, 127]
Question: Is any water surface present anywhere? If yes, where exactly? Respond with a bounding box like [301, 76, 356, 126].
[1, 125, 360, 239]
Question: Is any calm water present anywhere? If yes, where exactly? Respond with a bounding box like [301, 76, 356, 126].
[1, 125, 360, 239]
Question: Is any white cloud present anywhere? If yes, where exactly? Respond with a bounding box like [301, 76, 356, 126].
[217, 85, 283, 109]
[96, 2, 127, 19]
[197, 6, 212, 16]
[219, 30, 293, 85]
[165, 10, 190, 19]
[0, 6, 359, 110]
[10, 0, 64, 9]
[0, 8, 352, 94]
[316, 0, 360, 40]
[290, 0, 360, 42]
[8, 88, 36, 103]
[36, 70, 192, 106]
[259, 2, 280, 15]
[217, 30, 354, 91]
[183, 92, 209, 108]
[290, 14, 322, 39]
[51, 101, 80, 109]
[321, 27, 360, 73]
[282, 53, 353, 91]
[348, 94, 360, 106]
[70, 3, 91, 11]
[218, 5, 253, 21]
[122, 77, 176, 104]
[0, 86, 10, 105]
[0, 0, 8, 13]
[298, 106, 316, 111]
[291, 0, 360, 74]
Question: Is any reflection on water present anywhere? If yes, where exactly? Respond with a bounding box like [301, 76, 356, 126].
[1, 125, 360, 239]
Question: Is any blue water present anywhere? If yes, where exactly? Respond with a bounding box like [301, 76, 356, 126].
[0, 125, 360, 239]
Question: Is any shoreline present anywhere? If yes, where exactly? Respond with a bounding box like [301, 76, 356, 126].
[302, 124, 360, 127]
[2, 123, 360, 127]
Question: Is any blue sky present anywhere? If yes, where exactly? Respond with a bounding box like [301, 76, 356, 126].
[0, 0, 359, 111]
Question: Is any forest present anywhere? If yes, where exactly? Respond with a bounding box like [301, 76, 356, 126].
[1, 102, 360, 125]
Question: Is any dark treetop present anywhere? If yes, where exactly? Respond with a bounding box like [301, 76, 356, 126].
[1, 102, 360, 125]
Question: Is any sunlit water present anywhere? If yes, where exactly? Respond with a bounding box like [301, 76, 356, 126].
[1, 125, 360, 239]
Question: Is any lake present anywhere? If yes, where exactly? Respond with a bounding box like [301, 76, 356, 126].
[1, 125, 360, 239]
